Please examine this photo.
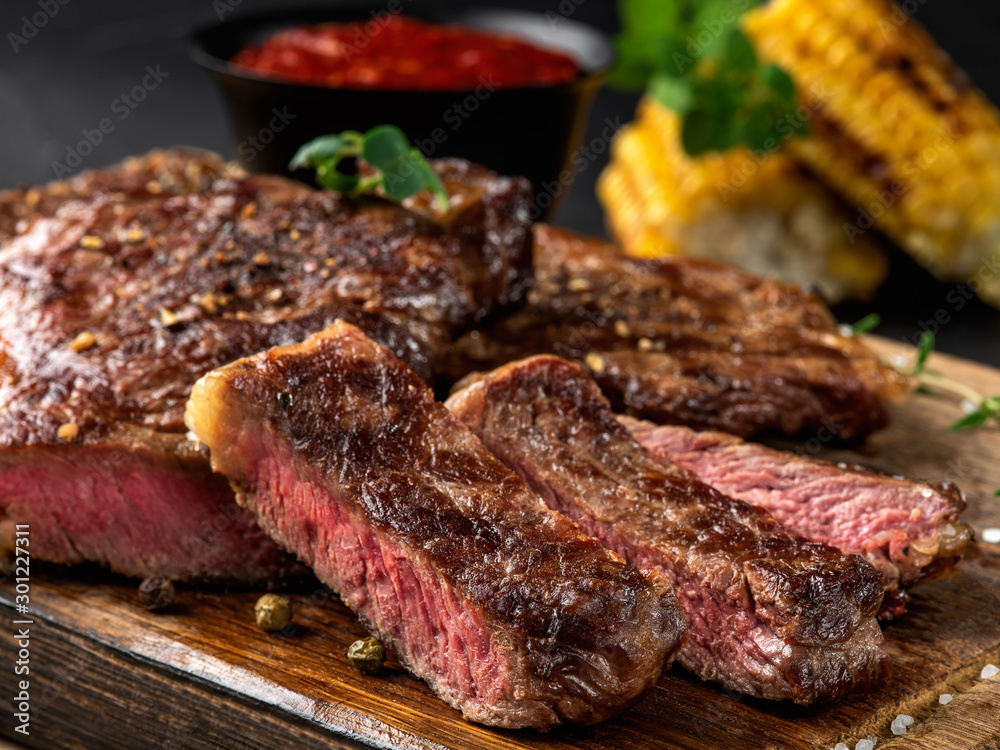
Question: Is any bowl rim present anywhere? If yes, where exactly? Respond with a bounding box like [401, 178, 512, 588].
[189, 3, 613, 95]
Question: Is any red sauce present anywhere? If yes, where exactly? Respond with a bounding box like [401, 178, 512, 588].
[231, 16, 580, 90]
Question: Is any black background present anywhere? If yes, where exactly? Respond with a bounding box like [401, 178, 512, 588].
[1, 0, 998, 366]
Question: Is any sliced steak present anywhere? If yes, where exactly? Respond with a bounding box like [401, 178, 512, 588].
[184, 321, 685, 730]
[447, 224, 912, 440]
[448, 355, 891, 704]
[0, 149, 533, 581]
[623, 418, 971, 618]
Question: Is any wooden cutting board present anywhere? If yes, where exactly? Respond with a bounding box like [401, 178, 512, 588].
[2, 337, 999, 750]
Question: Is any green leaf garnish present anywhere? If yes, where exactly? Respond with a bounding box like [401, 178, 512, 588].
[994, 488, 1000, 497]
[897, 332, 1000, 433]
[608, 0, 805, 157]
[950, 396, 1000, 432]
[914, 331, 935, 376]
[850, 313, 881, 335]
[290, 126, 448, 210]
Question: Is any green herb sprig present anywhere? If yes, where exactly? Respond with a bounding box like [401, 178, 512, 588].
[901, 332, 1000, 432]
[848, 318, 999, 432]
[290, 126, 448, 209]
[850, 313, 882, 335]
[608, 0, 806, 156]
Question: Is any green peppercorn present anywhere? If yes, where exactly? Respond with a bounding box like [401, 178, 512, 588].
[347, 636, 385, 674]
[138, 576, 175, 611]
[254, 593, 292, 632]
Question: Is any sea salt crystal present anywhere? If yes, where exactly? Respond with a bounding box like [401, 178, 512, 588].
[982, 528, 1000, 544]
[960, 398, 978, 413]
[982, 663, 999, 679]
[834, 744, 849, 750]
[939, 693, 953, 704]
[838, 324, 852, 336]
[856, 739, 875, 750]
[890, 719, 907, 736]
[899, 715, 914, 726]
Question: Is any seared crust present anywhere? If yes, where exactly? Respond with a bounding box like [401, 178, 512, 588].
[448, 355, 891, 703]
[0, 149, 533, 582]
[186, 322, 685, 729]
[447, 224, 913, 440]
[0, 149, 532, 448]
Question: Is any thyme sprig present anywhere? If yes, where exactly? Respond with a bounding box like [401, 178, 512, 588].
[902, 332, 1000, 432]
[850, 318, 999, 432]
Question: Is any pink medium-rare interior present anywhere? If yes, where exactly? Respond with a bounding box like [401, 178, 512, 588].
[627, 421, 969, 586]
[214, 415, 566, 730]
[0, 444, 287, 581]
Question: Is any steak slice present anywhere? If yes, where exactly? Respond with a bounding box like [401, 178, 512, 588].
[184, 321, 685, 730]
[0, 149, 533, 581]
[447, 224, 912, 440]
[448, 355, 891, 704]
[623, 418, 971, 618]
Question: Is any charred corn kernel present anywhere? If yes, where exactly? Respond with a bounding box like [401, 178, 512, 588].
[597, 98, 887, 302]
[744, 0, 1000, 307]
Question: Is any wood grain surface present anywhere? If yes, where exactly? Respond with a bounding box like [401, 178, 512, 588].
[1, 337, 998, 750]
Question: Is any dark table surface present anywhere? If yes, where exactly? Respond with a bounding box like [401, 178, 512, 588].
[2, 0, 998, 367]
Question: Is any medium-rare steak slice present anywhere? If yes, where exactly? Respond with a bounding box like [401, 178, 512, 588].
[448, 355, 891, 704]
[623, 418, 971, 618]
[184, 321, 685, 729]
[447, 224, 912, 441]
[0, 149, 533, 581]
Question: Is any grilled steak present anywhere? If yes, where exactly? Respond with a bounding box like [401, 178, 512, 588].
[623, 418, 971, 618]
[0, 149, 533, 581]
[184, 322, 685, 729]
[448, 355, 891, 704]
[447, 224, 912, 440]
[0, 148, 238, 245]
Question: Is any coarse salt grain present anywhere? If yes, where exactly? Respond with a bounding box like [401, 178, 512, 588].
[982, 528, 1000, 544]
[890, 721, 906, 736]
[899, 715, 914, 726]
[939, 693, 953, 704]
[834, 744, 849, 750]
[982, 663, 999, 679]
[856, 740, 874, 750]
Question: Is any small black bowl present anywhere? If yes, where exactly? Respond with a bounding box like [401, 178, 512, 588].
[190, 4, 613, 217]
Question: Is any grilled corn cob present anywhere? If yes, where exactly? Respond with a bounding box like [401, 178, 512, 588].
[598, 98, 887, 302]
[744, 0, 1000, 306]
